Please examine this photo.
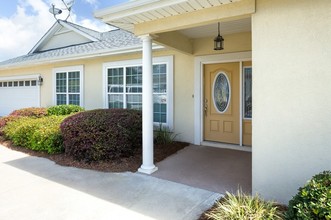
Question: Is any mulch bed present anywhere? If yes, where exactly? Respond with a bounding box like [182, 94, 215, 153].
[0, 136, 189, 173]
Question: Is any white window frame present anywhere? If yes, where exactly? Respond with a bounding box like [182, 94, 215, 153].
[103, 56, 173, 128]
[52, 65, 84, 107]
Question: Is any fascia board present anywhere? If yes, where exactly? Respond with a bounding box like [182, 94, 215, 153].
[94, 0, 188, 22]
[28, 21, 61, 54]
[59, 20, 99, 41]
[0, 44, 164, 70]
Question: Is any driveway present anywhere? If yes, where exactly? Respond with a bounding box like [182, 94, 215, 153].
[0, 145, 220, 220]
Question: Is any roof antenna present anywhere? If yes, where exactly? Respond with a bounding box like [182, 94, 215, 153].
[49, 0, 75, 22]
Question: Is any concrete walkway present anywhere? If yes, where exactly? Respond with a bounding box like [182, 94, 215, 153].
[0, 145, 220, 220]
[152, 145, 252, 194]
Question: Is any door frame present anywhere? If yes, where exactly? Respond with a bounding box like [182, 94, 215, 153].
[194, 51, 252, 147]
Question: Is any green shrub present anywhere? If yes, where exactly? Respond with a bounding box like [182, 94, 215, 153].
[285, 171, 331, 220]
[205, 190, 283, 220]
[60, 109, 142, 162]
[0, 107, 47, 134]
[154, 123, 178, 145]
[0, 115, 22, 135]
[47, 105, 84, 116]
[4, 116, 66, 154]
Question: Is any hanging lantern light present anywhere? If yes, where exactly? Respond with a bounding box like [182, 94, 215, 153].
[214, 22, 224, 50]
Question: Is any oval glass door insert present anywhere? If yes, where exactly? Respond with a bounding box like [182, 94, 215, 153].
[213, 73, 230, 113]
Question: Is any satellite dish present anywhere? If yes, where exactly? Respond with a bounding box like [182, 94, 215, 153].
[49, 5, 62, 15]
[49, 1, 75, 22]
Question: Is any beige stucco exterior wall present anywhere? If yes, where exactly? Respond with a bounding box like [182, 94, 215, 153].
[252, 0, 331, 203]
[193, 32, 251, 56]
[0, 49, 196, 143]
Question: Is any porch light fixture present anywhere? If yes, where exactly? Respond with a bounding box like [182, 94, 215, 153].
[214, 22, 224, 50]
[38, 76, 43, 86]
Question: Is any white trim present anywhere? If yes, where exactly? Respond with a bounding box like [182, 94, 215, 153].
[194, 51, 252, 145]
[212, 72, 231, 114]
[239, 62, 243, 146]
[59, 20, 99, 41]
[102, 56, 174, 128]
[52, 65, 84, 107]
[1, 45, 164, 71]
[0, 74, 40, 81]
[94, 0, 187, 21]
[201, 141, 252, 152]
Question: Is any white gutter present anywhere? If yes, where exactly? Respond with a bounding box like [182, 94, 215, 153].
[0, 44, 164, 70]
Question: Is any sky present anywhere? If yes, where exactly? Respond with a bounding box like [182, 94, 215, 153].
[0, 0, 128, 62]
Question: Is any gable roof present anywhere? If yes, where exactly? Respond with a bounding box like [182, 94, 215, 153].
[0, 20, 158, 69]
[29, 20, 101, 54]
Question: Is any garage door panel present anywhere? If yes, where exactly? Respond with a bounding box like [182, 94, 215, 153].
[0, 79, 39, 116]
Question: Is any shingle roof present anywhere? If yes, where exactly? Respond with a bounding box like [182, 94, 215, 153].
[0, 21, 142, 68]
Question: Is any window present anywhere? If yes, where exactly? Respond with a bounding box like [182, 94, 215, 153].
[213, 73, 230, 113]
[104, 56, 173, 126]
[53, 66, 83, 106]
[243, 67, 252, 119]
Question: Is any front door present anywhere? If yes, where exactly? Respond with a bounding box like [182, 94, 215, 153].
[203, 62, 240, 144]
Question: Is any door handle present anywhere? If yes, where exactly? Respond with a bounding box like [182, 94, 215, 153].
[204, 98, 208, 116]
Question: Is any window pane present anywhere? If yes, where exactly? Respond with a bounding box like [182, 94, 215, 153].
[244, 67, 252, 118]
[8, 82, 13, 87]
[214, 73, 230, 113]
[31, 80, 37, 86]
[0, 82, 2, 87]
[56, 94, 66, 105]
[153, 64, 167, 93]
[127, 94, 142, 110]
[56, 72, 67, 93]
[19, 81, 24, 86]
[108, 94, 123, 109]
[69, 94, 80, 105]
[108, 68, 123, 93]
[3, 82, 7, 87]
[126, 66, 142, 93]
[68, 71, 80, 93]
[153, 94, 167, 123]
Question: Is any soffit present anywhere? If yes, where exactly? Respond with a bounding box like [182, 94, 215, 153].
[95, 0, 243, 33]
[179, 17, 251, 38]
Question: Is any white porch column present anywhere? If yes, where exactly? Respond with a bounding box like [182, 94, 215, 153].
[138, 35, 158, 174]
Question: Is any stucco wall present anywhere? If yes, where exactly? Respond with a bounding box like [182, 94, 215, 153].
[0, 50, 195, 143]
[193, 32, 251, 56]
[252, 0, 331, 203]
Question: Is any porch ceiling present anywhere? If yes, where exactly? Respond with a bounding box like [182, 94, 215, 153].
[179, 17, 251, 38]
[94, 0, 243, 33]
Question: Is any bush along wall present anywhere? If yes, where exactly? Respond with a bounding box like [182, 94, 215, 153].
[60, 109, 142, 162]
[0, 107, 48, 134]
[4, 116, 67, 154]
[286, 170, 331, 220]
[47, 105, 84, 116]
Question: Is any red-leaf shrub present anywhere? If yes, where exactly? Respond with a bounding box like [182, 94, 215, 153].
[60, 109, 142, 162]
[10, 107, 47, 118]
[0, 107, 47, 135]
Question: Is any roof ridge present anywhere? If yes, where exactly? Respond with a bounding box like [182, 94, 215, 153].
[60, 20, 102, 40]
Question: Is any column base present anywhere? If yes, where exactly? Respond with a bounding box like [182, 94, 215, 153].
[138, 166, 158, 174]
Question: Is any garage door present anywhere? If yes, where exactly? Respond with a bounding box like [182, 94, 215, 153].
[0, 76, 40, 116]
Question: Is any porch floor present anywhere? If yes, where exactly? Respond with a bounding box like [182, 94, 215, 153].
[151, 145, 252, 195]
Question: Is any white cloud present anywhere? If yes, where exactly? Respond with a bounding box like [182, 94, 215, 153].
[0, 0, 112, 62]
[83, 0, 98, 5]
